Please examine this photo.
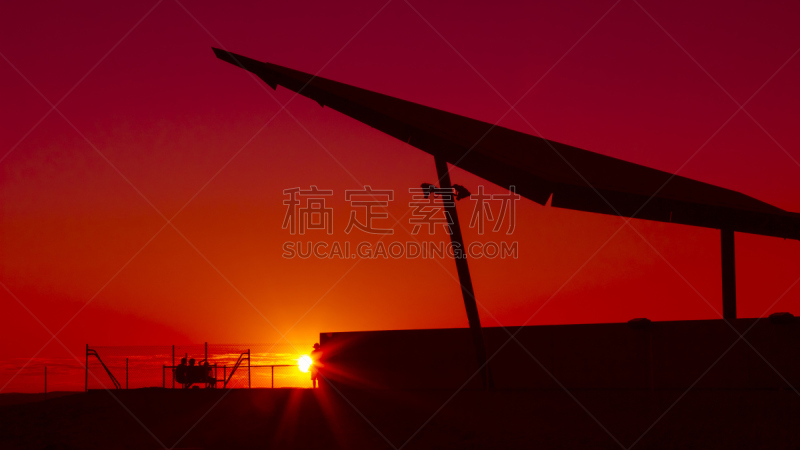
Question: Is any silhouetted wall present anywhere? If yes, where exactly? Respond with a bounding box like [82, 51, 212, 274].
[318, 319, 799, 390]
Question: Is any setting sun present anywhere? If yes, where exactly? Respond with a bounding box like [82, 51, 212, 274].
[297, 355, 313, 373]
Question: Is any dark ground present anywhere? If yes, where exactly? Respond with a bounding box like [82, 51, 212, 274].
[1, 387, 799, 449]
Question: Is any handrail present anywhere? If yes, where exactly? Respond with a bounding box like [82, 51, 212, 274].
[87, 348, 121, 390]
[224, 351, 249, 388]
[248, 364, 294, 367]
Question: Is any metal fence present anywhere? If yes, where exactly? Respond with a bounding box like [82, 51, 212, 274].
[0, 359, 85, 394]
[0, 343, 314, 393]
[87, 343, 314, 391]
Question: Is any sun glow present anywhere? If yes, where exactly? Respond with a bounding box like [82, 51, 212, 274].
[297, 354, 313, 373]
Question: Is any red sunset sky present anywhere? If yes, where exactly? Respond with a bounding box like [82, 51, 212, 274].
[2, 0, 800, 375]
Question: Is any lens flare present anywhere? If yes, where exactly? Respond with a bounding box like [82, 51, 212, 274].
[297, 354, 313, 373]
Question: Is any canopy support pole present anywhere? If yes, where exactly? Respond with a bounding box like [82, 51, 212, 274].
[721, 228, 737, 320]
[435, 156, 493, 389]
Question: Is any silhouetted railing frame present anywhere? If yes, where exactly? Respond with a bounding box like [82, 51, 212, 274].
[224, 350, 250, 389]
[85, 345, 122, 391]
[161, 362, 296, 389]
[80, 343, 310, 391]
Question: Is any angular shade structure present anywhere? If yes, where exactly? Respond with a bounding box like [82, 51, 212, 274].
[213, 47, 800, 241]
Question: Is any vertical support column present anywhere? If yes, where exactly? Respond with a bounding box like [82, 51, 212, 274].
[85, 344, 88, 393]
[272, 366, 274, 389]
[44, 366, 47, 400]
[126, 358, 129, 390]
[721, 228, 737, 320]
[204, 342, 208, 362]
[172, 345, 175, 389]
[248, 349, 251, 389]
[434, 156, 492, 390]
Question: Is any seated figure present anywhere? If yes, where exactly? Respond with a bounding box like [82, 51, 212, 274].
[175, 357, 188, 386]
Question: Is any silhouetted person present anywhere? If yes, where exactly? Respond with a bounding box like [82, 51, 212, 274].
[421, 183, 436, 199]
[310, 343, 322, 388]
[187, 358, 197, 387]
[202, 360, 214, 387]
[176, 357, 188, 387]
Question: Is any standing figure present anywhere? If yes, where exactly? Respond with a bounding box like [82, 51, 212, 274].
[202, 361, 215, 388]
[310, 343, 322, 388]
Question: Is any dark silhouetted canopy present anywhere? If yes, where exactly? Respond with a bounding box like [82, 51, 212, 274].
[213, 48, 800, 240]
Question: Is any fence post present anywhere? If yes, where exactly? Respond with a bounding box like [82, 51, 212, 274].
[44, 366, 47, 399]
[162, 365, 165, 388]
[172, 345, 175, 389]
[126, 358, 129, 390]
[223, 365, 226, 389]
[271, 366, 274, 389]
[85, 344, 88, 393]
[205, 342, 208, 363]
[648, 330, 654, 391]
[248, 349, 251, 389]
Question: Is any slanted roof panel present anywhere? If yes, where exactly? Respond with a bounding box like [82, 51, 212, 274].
[213, 48, 800, 240]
